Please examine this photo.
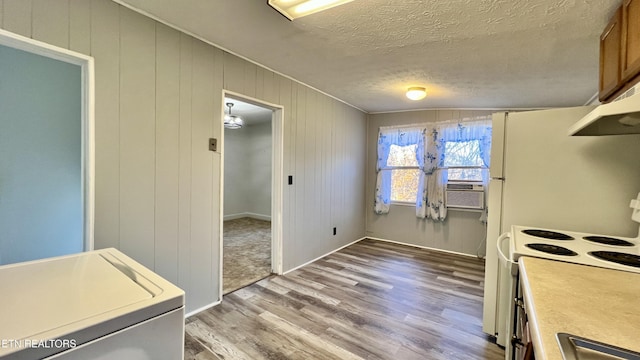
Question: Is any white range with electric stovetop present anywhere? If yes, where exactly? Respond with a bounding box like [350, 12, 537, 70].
[495, 194, 640, 360]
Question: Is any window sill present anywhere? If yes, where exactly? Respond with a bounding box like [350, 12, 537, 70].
[390, 201, 415, 207]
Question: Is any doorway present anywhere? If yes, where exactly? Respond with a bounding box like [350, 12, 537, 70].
[220, 92, 283, 295]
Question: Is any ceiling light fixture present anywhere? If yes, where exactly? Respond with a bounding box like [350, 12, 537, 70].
[268, 0, 354, 20]
[406, 87, 427, 101]
[224, 103, 244, 129]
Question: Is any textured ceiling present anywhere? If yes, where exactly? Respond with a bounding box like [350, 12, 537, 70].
[115, 0, 620, 113]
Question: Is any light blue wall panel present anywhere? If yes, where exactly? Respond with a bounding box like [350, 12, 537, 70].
[0, 44, 82, 265]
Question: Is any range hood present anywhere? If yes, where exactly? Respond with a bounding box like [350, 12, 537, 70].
[569, 92, 640, 136]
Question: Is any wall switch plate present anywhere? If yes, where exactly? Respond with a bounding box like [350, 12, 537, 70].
[209, 138, 217, 152]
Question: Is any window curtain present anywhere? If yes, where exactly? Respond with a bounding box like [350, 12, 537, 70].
[477, 119, 492, 185]
[417, 126, 447, 220]
[417, 117, 492, 221]
[374, 127, 423, 214]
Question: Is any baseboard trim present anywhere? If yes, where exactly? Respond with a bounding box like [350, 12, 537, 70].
[283, 237, 366, 275]
[223, 212, 271, 221]
[185, 299, 221, 318]
[365, 236, 480, 259]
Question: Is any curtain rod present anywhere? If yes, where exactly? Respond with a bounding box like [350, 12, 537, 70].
[378, 115, 491, 130]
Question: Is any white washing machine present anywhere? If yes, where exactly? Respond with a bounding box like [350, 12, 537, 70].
[0, 248, 185, 360]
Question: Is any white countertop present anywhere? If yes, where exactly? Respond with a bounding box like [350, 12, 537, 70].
[519, 256, 640, 360]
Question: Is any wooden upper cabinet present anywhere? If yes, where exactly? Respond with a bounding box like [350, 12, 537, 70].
[622, 0, 640, 82]
[599, 7, 623, 101]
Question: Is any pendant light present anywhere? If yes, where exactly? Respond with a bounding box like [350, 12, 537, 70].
[224, 103, 244, 129]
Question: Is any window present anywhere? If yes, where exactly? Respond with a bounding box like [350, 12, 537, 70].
[374, 119, 491, 218]
[387, 144, 420, 202]
[374, 128, 423, 211]
[443, 140, 485, 181]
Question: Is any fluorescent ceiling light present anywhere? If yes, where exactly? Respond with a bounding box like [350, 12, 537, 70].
[406, 87, 427, 101]
[268, 0, 354, 20]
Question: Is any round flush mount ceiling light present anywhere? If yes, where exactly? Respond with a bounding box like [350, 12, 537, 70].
[406, 87, 427, 100]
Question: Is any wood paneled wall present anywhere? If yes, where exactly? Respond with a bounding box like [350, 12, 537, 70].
[0, 0, 367, 313]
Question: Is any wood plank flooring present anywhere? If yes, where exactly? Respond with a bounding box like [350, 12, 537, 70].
[185, 239, 504, 360]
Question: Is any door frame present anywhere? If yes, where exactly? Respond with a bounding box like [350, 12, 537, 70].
[219, 90, 284, 298]
[0, 29, 95, 252]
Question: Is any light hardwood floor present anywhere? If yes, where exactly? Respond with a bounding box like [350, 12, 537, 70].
[185, 239, 504, 360]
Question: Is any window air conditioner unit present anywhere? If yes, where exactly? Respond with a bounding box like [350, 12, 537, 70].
[445, 182, 485, 210]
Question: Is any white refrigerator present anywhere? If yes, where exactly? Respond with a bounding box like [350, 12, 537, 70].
[481, 106, 640, 347]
